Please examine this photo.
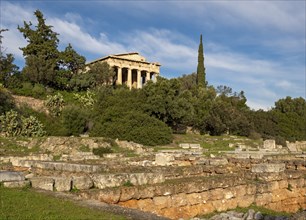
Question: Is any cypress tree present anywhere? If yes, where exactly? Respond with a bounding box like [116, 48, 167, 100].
[196, 34, 206, 87]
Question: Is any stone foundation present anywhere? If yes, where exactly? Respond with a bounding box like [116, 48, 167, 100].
[79, 171, 305, 219]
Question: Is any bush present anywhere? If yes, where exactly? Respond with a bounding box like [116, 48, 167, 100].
[92, 147, 113, 156]
[32, 84, 46, 98]
[21, 115, 46, 137]
[0, 86, 15, 114]
[91, 110, 172, 146]
[61, 105, 88, 136]
[0, 110, 22, 136]
[45, 93, 65, 116]
[0, 110, 45, 137]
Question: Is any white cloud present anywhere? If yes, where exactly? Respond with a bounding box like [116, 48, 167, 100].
[49, 18, 126, 56]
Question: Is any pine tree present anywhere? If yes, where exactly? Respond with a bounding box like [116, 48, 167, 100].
[18, 10, 59, 86]
[196, 34, 206, 87]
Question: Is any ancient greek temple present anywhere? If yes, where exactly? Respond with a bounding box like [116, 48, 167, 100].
[86, 52, 160, 89]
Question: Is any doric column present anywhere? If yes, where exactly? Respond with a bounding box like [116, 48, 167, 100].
[153, 73, 157, 83]
[127, 68, 132, 89]
[137, 69, 142, 89]
[146, 71, 151, 82]
[117, 67, 122, 85]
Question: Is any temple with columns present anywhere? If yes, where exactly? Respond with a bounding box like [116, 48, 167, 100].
[85, 52, 160, 89]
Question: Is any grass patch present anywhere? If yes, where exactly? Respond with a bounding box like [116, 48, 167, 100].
[0, 186, 126, 220]
[173, 133, 262, 156]
[0, 136, 42, 156]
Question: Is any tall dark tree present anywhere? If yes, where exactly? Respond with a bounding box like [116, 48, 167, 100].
[196, 34, 206, 87]
[18, 10, 59, 86]
[0, 29, 19, 87]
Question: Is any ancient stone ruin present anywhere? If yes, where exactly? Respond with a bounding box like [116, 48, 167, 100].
[0, 136, 305, 219]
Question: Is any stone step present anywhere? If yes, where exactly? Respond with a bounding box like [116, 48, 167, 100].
[0, 171, 25, 182]
[3, 180, 30, 188]
[18, 160, 102, 173]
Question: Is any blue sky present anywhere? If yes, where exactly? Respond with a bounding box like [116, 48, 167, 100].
[1, 0, 305, 110]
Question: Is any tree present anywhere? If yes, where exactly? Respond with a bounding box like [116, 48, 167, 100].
[59, 43, 86, 75]
[196, 34, 207, 87]
[87, 62, 115, 87]
[18, 10, 59, 86]
[0, 29, 19, 87]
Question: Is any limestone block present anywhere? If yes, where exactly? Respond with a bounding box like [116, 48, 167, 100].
[137, 198, 155, 211]
[54, 177, 72, 192]
[209, 158, 228, 166]
[120, 187, 139, 202]
[263, 139, 276, 150]
[30, 177, 54, 191]
[250, 153, 263, 159]
[0, 171, 25, 182]
[153, 196, 171, 209]
[237, 195, 255, 207]
[155, 153, 174, 166]
[255, 193, 272, 206]
[209, 188, 224, 200]
[138, 186, 155, 199]
[251, 163, 285, 173]
[72, 176, 93, 190]
[3, 180, 30, 188]
[186, 193, 202, 205]
[91, 174, 126, 189]
[97, 188, 121, 204]
[171, 193, 187, 207]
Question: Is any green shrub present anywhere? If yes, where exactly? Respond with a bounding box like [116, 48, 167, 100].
[61, 105, 88, 136]
[91, 110, 172, 146]
[0, 86, 15, 114]
[0, 110, 22, 136]
[45, 93, 65, 116]
[92, 147, 113, 156]
[32, 83, 46, 98]
[0, 110, 45, 137]
[73, 89, 96, 108]
[21, 115, 46, 137]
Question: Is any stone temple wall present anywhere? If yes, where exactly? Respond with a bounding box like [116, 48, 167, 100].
[79, 170, 306, 219]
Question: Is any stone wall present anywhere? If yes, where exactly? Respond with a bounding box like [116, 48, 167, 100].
[79, 170, 305, 219]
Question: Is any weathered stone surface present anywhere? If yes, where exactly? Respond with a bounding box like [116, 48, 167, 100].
[153, 196, 171, 209]
[263, 139, 276, 150]
[251, 163, 285, 173]
[0, 171, 25, 182]
[30, 177, 54, 191]
[91, 173, 164, 189]
[155, 153, 174, 166]
[97, 188, 121, 204]
[72, 176, 93, 190]
[120, 187, 139, 202]
[209, 158, 228, 166]
[3, 180, 30, 188]
[54, 177, 72, 192]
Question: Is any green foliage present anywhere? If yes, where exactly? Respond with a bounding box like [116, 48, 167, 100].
[123, 180, 134, 187]
[21, 115, 46, 137]
[0, 110, 22, 136]
[0, 110, 45, 137]
[92, 147, 113, 156]
[196, 34, 206, 87]
[59, 43, 86, 75]
[87, 62, 115, 87]
[0, 86, 15, 114]
[91, 110, 172, 146]
[0, 29, 20, 87]
[61, 105, 88, 136]
[45, 93, 65, 116]
[143, 78, 194, 132]
[18, 10, 59, 87]
[73, 89, 96, 107]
